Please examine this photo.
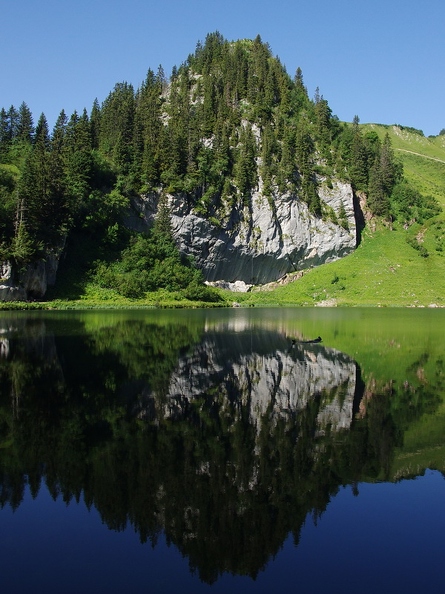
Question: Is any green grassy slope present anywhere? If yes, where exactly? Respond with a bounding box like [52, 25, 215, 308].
[233, 224, 445, 307]
[361, 124, 445, 204]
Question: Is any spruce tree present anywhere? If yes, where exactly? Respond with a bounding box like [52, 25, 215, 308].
[0, 108, 10, 158]
[17, 102, 34, 144]
[48, 110, 69, 235]
[90, 98, 101, 149]
[235, 125, 258, 201]
[64, 110, 93, 212]
[295, 116, 319, 212]
[6, 106, 19, 141]
[349, 117, 369, 190]
[367, 155, 389, 217]
[15, 113, 50, 255]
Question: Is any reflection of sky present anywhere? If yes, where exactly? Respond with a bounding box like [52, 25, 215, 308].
[1, 472, 444, 593]
[288, 470, 445, 594]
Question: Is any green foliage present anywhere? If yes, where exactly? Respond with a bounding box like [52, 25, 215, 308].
[390, 180, 441, 225]
[395, 124, 424, 137]
[360, 123, 445, 208]
[338, 201, 349, 230]
[10, 222, 41, 266]
[92, 205, 221, 302]
[0, 166, 17, 253]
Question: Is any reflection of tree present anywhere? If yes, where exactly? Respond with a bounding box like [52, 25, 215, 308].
[0, 316, 443, 583]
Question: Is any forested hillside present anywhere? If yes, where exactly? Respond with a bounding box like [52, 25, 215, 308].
[0, 32, 441, 302]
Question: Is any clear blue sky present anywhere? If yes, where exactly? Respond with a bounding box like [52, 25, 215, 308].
[1, 0, 443, 136]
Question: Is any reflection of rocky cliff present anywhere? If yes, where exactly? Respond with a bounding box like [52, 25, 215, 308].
[140, 331, 358, 439]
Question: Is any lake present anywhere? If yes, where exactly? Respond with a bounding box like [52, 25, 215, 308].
[1, 307, 444, 593]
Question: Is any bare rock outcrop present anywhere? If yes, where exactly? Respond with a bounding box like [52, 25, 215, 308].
[0, 255, 60, 302]
[130, 180, 357, 285]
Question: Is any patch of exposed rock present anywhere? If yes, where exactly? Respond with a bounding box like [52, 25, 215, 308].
[0, 255, 60, 302]
[128, 180, 357, 285]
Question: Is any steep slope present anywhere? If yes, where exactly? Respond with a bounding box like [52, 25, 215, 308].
[123, 35, 360, 286]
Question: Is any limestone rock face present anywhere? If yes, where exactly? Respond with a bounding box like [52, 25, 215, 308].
[0, 255, 60, 301]
[131, 180, 357, 285]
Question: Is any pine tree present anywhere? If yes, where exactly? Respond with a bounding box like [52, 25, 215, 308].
[380, 132, 401, 196]
[367, 155, 389, 217]
[6, 106, 19, 141]
[90, 98, 101, 149]
[295, 116, 320, 214]
[48, 110, 69, 234]
[99, 82, 135, 172]
[235, 125, 258, 201]
[154, 192, 174, 238]
[0, 108, 10, 158]
[314, 93, 332, 150]
[260, 124, 276, 197]
[64, 110, 93, 210]
[17, 102, 34, 143]
[348, 117, 369, 190]
[16, 113, 50, 254]
[293, 67, 310, 113]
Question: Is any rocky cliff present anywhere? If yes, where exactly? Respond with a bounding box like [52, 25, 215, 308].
[129, 179, 357, 287]
[0, 255, 60, 301]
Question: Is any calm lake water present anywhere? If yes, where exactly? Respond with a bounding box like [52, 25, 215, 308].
[1, 307, 445, 593]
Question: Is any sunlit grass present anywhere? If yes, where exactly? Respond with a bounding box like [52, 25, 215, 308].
[233, 225, 445, 308]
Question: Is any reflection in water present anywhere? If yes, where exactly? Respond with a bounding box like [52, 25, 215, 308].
[160, 334, 358, 437]
[0, 313, 443, 583]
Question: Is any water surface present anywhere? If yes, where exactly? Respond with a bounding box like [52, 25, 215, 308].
[0, 308, 444, 593]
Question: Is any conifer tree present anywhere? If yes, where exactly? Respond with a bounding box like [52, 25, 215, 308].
[260, 124, 276, 197]
[17, 102, 34, 144]
[367, 155, 389, 217]
[48, 110, 69, 234]
[293, 67, 310, 113]
[64, 110, 93, 211]
[295, 116, 319, 212]
[90, 98, 101, 149]
[235, 125, 258, 201]
[16, 113, 50, 253]
[380, 132, 401, 196]
[0, 108, 10, 158]
[314, 93, 332, 150]
[6, 106, 19, 141]
[349, 117, 369, 190]
[99, 82, 135, 172]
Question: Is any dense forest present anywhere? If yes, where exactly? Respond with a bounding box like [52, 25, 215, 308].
[0, 32, 440, 300]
